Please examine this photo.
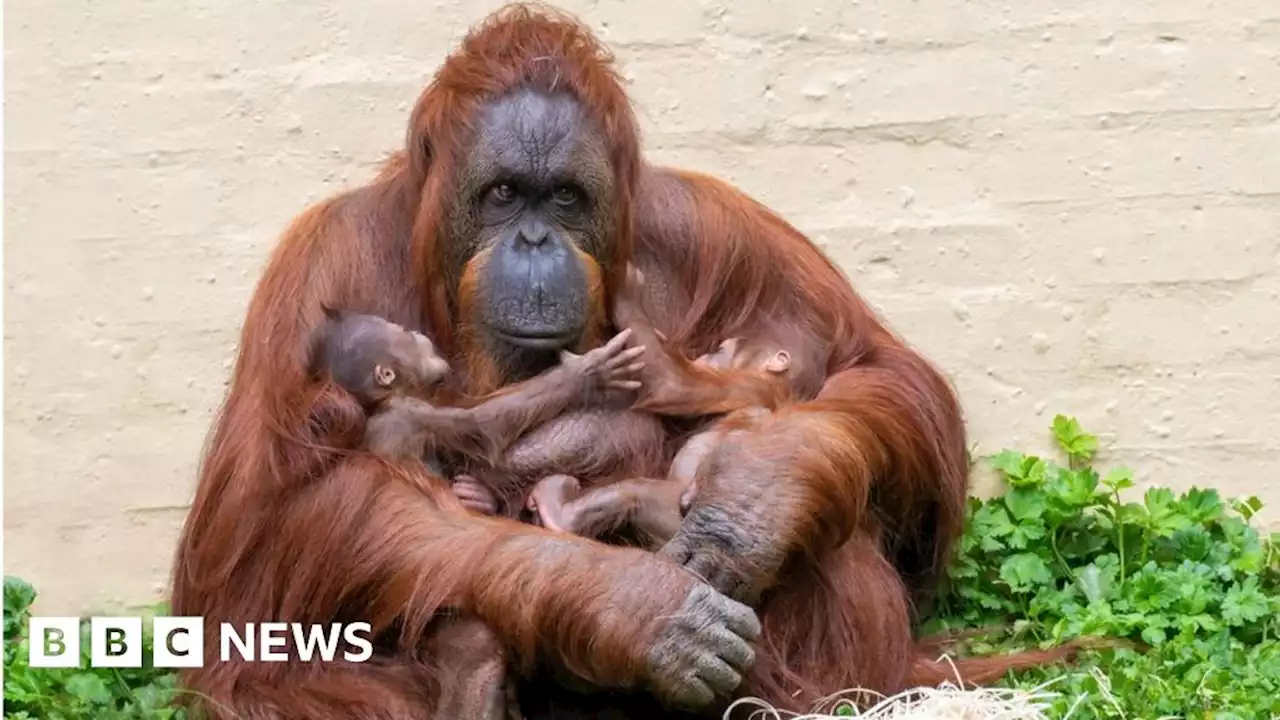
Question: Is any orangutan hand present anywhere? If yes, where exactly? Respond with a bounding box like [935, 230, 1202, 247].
[526, 473, 581, 532]
[640, 582, 760, 710]
[558, 327, 646, 396]
[548, 549, 760, 711]
[658, 434, 802, 606]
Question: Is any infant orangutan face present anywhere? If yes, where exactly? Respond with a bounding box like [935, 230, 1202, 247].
[694, 337, 791, 375]
[318, 311, 451, 404]
[365, 318, 451, 396]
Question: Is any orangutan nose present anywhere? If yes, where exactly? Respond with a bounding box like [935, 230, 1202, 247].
[516, 222, 550, 247]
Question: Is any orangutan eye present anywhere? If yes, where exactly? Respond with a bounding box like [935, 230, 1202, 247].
[488, 183, 517, 205]
[551, 185, 581, 207]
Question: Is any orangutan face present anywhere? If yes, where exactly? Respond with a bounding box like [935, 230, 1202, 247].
[451, 87, 615, 355]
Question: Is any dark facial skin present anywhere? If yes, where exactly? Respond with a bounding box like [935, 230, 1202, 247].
[451, 88, 615, 359]
[313, 309, 451, 407]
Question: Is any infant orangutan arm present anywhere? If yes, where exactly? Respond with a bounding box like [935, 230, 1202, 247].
[387, 329, 644, 461]
[612, 270, 790, 417]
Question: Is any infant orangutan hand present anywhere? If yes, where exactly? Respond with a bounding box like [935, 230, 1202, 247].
[451, 474, 499, 515]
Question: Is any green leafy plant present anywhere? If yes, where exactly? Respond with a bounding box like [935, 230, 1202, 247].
[3, 577, 188, 719]
[928, 415, 1280, 718]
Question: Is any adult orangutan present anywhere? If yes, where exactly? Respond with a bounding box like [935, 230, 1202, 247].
[170, 4, 1054, 719]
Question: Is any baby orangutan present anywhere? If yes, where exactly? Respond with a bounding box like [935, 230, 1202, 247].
[525, 335, 795, 548]
[309, 307, 645, 473]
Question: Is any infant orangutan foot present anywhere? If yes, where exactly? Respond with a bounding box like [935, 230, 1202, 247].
[527, 474, 582, 532]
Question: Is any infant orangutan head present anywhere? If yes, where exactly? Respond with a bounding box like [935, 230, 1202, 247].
[311, 308, 450, 406]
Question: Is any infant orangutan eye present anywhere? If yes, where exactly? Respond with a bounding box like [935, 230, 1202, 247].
[374, 364, 397, 387]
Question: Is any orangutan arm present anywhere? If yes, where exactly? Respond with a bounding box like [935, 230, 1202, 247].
[665, 344, 966, 605]
[271, 458, 759, 707]
[634, 363, 789, 416]
[636, 170, 967, 609]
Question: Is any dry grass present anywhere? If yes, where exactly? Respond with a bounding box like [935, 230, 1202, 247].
[720, 658, 1077, 720]
[722, 684, 1061, 720]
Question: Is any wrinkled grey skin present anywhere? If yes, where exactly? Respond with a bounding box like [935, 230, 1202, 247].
[662, 429, 806, 607]
[643, 584, 761, 710]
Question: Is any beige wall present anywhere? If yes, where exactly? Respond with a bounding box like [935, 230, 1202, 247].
[5, 1, 1278, 615]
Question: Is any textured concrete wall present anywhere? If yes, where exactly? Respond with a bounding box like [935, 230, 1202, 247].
[5, 1, 1278, 614]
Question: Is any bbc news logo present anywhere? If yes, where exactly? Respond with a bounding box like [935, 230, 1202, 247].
[28, 617, 373, 668]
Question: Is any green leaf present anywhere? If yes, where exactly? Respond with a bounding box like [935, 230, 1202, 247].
[1004, 487, 1047, 521]
[1231, 495, 1264, 521]
[1171, 527, 1213, 562]
[1058, 525, 1110, 559]
[1179, 487, 1225, 524]
[1222, 578, 1270, 627]
[990, 450, 1028, 479]
[1176, 613, 1220, 634]
[1044, 466, 1102, 518]
[65, 673, 113, 705]
[1140, 623, 1168, 646]
[4, 576, 37, 611]
[4, 576, 37, 640]
[971, 504, 1015, 552]
[1144, 487, 1192, 537]
[1007, 521, 1046, 550]
[1231, 544, 1267, 575]
[1102, 466, 1134, 492]
[1075, 563, 1115, 604]
[1114, 500, 1147, 526]
[1051, 415, 1098, 463]
[1016, 458, 1048, 488]
[1125, 567, 1175, 613]
[991, 451, 1049, 489]
[999, 553, 1054, 593]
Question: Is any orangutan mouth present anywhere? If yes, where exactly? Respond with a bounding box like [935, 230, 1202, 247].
[491, 326, 580, 350]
